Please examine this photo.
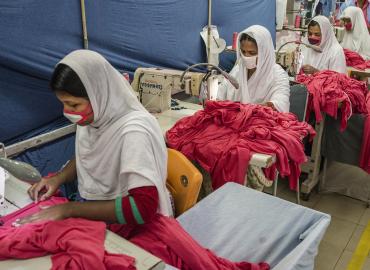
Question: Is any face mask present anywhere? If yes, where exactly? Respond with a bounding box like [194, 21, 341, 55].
[308, 37, 321, 45]
[241, 55, 257, 69]
[63, 103, 94, 125]
[345, 22, 352, 31]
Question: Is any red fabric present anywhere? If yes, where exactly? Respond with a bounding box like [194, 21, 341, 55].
[0, 199, 136, 270]
[344, 49, 370, 70]
[111, 214, 270, 270]
[360, 92, 370, 173]
[122, 186, 159, 225]
[166, 101, 315, 190]
[297, 70, 368, 131]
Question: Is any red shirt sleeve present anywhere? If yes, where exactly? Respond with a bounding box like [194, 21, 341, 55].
[120, 186, 159, 225]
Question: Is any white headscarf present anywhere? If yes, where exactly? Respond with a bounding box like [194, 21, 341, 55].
[302, 16, 347, 74]
[341, 6, 370, 60]
[59, 50, 172, 216]
[217, 25, 290, 112]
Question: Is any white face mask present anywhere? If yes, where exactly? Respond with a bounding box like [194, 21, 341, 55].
[63, 113, 83, 124]
[241, 55, 257, 69]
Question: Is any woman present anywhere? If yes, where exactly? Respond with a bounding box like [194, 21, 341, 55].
[217, 25, 290, 113]
[341, 6, 370, 60]
[18, 50, 173, 225]
[338, 0, 370, 32]
[301, 16, 347, 75]
[15, 50, 269, 270]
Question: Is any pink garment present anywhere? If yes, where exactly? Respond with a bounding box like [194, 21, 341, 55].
[360, 92, 370, 173]
[297, 70, 368, 131]
[0, 198, 136, 270]
[344, 49, 370, 70]
[166, 101, 315, 190]
[110, 214, 270, 270]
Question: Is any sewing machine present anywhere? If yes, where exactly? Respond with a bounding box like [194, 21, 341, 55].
[131, 67, 206, 113]
[334, 26, 345, 43]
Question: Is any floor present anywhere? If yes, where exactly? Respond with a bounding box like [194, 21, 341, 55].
[265, 180, 370, 270]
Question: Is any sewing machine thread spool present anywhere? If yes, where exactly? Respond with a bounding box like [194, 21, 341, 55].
[295, 15, 301, 28]
[232, 32, 238, 50]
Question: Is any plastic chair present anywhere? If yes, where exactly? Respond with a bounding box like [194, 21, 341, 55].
[166, 148, 203, 217]
[273, 84, 309, 204]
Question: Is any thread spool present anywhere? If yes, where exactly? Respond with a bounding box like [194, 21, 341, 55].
[232, 32, 238, 50]
[295, 15, 301, 28]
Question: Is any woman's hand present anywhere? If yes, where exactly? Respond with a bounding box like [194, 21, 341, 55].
[17, 203, 71, 225]
[302, 65, 319, 75]
[264, 101, 277, 111]
[28, 175, 64, 203]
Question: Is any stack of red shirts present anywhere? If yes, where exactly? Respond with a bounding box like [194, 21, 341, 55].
[0, 198, 136, 270]
[360, 92, 370, 173]
[166, 101, 315, 190]
[297, 70, 368, 131]
[344, 49, 370, 70]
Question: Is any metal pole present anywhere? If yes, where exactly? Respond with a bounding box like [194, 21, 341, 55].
[80, 0, 88, 49]
[207, 0, 212, 67]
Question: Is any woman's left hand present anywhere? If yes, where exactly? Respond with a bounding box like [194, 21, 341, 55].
[17, 203, 71, 225]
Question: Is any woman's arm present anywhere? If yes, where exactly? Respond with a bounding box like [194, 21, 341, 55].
[28, 157, 77, 202]
[19, 186, 159, 225]
[267, 67, 290, 113]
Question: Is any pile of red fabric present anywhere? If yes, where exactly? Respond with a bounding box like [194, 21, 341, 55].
[344, 49, 370, 70]
[297, 70, 368, 131]
[112, 214, 270, 270]
[1, 198, 270, 270]
[0, 198, 136, 270]
[166, 101, 315, 190]
[360, 92, 370, 173]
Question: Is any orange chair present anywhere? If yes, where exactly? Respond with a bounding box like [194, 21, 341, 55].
[166, 148, 203, 217]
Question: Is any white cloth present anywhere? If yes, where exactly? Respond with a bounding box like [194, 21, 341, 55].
[217, 25, 290, 113]
[302, 16, 347, 74]
[341, 6, 370, 60]
[178, 183, 331, 270]
[59, 50, 173, 216]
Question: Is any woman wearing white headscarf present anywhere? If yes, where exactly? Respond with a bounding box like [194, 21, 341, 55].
[301, 16, 347, 74]
[341, 6, 370, 60]
[19, 50, 173, 225]
[217, 25, 290, 113]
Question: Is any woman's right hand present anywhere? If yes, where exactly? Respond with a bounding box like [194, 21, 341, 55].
[28, 175, 64, 202]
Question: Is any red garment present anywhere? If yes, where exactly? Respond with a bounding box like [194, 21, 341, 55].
[166, 101, 315, 190]
[0, 199, 136, 270]
[344, 49, 370, 70]
[110, 214, 270, 270]
[360, 92, 370, 173]
[122, 186, 159, 225]
[297, 70, 368, 131]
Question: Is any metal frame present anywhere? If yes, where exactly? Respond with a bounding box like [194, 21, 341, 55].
[301, 114, 326, 197]
[0, 124, 76, 158]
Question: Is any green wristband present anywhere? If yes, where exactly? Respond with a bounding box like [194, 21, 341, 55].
[129, 196, 144, 225]
[115, 196, 126, 224]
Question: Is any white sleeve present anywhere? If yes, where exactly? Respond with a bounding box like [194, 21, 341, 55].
[120, 131, 158, 191]
[268, 66, 290, 113]
[329, 48, 347, 74]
